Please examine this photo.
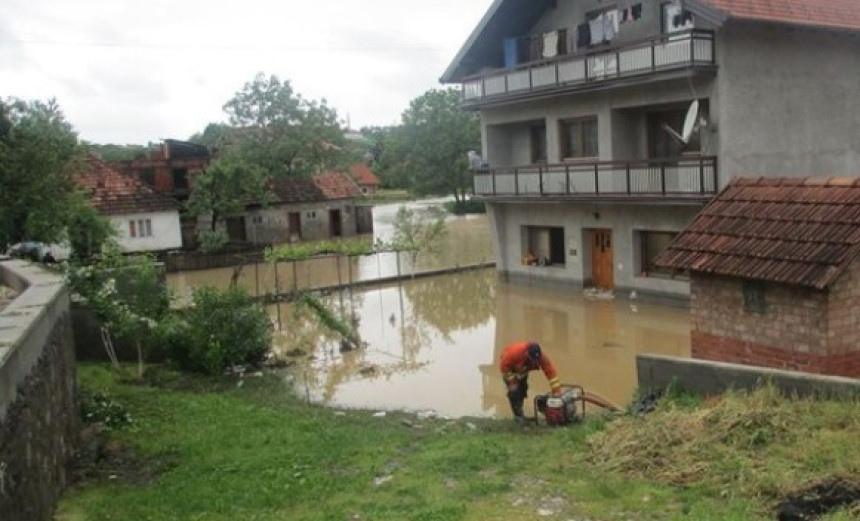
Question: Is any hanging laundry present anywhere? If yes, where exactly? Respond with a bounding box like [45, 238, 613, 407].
[576, 22, 591, 50]
[589, 13, 605, 45]
[631, 3, 643, 21]
[529, 35, 543, 61]
[604, 10, 619, 41]
[620, 8, 629, 24]
[542, 31, 559, 58]
[557, 28, 569, 54]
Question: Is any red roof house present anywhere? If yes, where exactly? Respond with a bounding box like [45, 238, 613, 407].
[348, 163, 381, 195]
[656, 177, 860, 377]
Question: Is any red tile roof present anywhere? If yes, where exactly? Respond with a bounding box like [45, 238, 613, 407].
[314, 171, 361, 200]
[349, 163, 380, 187]
[702, 0, 860, 32]
[655, 177, 860, 289]
[267, 176, 326, 204]
[76, 157, 181, 215]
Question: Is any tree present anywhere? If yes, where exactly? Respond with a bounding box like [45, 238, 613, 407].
[0, 98, 82, 250]
[185, 158, 271, 251]
[222, 73, 347, 177]
[384, 88, 480, 212]
[67, 244, 171, 378]
[388, 205, 447, 273]
[66, 191, 116, 261]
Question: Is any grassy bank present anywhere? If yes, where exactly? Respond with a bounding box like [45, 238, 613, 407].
[58, 365, 860, 520]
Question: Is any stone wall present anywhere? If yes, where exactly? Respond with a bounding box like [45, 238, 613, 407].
[690, 269, 860, 378]
[0, 260, 78, 521]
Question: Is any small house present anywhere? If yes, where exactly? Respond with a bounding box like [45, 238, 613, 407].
[77, 157, 183, 253]
[348, 163, 381, 195]
[655, 177, 860, 378]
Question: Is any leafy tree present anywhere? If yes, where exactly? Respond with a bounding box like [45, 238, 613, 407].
[83, 142, 151, 162]
[383, 88, 480, 211]
[67, 244, 171, 378]
[0, 98, 81, 250]
[66, 191, 117, 260]
[185, 158, 270, 252]
[387, 205, 447, 273]
[222, 73, 347, 177]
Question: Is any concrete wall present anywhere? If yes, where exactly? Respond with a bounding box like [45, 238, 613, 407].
[690, 270, 860, 377]
[111, 210, 182, 253]
[0, 260, 78, 521]
[717, 24, 860, 183]
[637, 354, 860, 399]
[488, 201, 699, 300]
[246, 200, 359, 245]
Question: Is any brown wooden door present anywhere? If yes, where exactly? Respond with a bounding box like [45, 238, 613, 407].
[288, 212, 301, 241]
[329, 209, 343, 237]
[591, 229, 614, 289]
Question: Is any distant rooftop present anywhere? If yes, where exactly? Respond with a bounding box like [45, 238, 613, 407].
[76, 157, 182, 215]
[655, 177, 860, 289]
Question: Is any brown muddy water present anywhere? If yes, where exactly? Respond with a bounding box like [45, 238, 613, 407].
[269, 269, 689, 419]
[167, 199, 691, 419]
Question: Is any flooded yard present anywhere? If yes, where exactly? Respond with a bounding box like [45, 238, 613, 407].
[168, 199, 691, 419]
[270, 268, 690, 419]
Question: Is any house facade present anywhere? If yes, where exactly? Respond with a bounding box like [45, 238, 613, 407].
[441, 0, 860, 301]
[655, 177, 860, 378]
[243, 172, 370, 245]
[77, 157, 183, 253]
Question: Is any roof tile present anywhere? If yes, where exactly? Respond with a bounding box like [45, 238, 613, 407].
[655, 176, 860, 289]
[703, 0, 860, 32]
[76, 156, 181, 215]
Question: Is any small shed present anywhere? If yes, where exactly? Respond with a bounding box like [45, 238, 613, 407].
[655, 177, 860, 378]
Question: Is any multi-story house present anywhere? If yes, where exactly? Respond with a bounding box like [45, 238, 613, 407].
[441, 0, 860, 302]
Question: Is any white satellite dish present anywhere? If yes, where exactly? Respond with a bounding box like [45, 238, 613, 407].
[661, 100, 702, 146]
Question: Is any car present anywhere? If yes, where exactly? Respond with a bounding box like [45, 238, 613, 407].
[7, 242, 57, 263]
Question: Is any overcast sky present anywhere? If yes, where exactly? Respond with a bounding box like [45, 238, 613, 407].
[0, 0, 492, 144]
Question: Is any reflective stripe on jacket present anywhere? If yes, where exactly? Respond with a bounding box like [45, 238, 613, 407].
[499, 341, 560, 391]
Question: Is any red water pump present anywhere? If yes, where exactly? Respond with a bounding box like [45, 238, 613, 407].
[533, 384, 586, 426]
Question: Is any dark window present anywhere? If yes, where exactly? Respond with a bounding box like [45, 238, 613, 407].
[139, 168, 156, 187]
[172, 168, 189, 190]
[743, 280, 766, 314]
[523, 226, 565, 266]
[638, 231, 687, 278]
[531, 125, 547, 163]
[560, 117, 598, 159]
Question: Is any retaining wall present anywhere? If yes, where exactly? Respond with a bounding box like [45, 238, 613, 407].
[0, 260, 78, 521]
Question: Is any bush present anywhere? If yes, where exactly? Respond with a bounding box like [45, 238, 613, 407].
[444, 199, 485, 215]
[169, 286, 272, 375]
[80, 390, 133, 430]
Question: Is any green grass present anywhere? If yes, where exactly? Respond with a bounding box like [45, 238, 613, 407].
[57, 365, 860, 521]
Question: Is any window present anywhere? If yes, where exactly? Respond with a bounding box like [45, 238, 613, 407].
[522, 226, 565, 266]
[530, 124, 547, 163]
[638, 231, 687, 278]
[743, 280, 766, 314]
[560, 117, 598, 159]
[172, 168, 189, 190]
[139, 168, 156, 187]
[129, 219, 152, 239]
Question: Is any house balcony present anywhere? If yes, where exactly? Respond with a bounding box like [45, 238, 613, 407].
[472, 156, 718, 203]
[461, 30, 715, 108]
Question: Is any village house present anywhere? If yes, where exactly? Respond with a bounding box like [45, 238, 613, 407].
[655, 177, 860, 377]
[441, 0, 860, 302]
[349, 162, 381, 195]
[243, 171, 372, 245]
[77, 157, 183, 253]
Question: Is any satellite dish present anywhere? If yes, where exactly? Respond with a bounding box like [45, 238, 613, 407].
[661, 100, 702, 147]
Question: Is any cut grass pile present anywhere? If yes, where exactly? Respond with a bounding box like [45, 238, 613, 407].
[589, 386, 860, 503]
[58, 365, 860, 521]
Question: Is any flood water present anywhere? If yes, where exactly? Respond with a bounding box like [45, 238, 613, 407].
[167, 199, 691, 418]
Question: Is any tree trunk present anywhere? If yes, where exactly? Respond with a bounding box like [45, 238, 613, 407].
[136, 339, 144, 379]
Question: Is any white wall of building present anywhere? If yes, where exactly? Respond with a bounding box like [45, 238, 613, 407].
[111, 210, 182, 253]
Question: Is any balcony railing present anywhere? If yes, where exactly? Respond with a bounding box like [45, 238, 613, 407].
[462, 30, 715, 105]
[473, 156, 718, 200]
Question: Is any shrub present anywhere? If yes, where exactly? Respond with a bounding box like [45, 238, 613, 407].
[80, 390, 133, 430]
[443, 199, 485, 215]
[170, 286, 272, 375]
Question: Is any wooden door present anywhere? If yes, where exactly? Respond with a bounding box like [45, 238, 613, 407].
[591, 229, 614, 289]
[288, 212, 302, 241]
[226, 216, 247, 242]
[329, 209, 343, 237]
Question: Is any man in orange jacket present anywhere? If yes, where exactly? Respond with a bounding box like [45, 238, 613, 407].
[499, 341, 561, 421]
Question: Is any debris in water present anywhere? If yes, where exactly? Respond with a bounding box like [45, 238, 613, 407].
[372, 411, 386, 418]
[285, 348, 306, 358]
[358, 365, 377, 377]
[416, 410, 437, 420]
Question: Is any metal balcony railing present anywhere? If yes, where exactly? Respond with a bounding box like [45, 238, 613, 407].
[472, 156, 718, 200]
[462, 30, 715, 105]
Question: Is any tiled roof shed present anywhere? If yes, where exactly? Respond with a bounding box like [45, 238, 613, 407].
[76, 157, 181, 215]
[701, 0, 860, 32]
[349, 163, 380, 188]
[314, 171, 361, 200]
[655, 177, 860, 290]
[267, 176, 326, 204]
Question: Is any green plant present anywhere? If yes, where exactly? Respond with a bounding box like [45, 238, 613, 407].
[80, 390, 133, 430]
[443, 199, 485, 215]
[171, 286, 272, 375]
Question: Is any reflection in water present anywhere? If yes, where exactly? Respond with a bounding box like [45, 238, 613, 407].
[272, 269, 690, 419]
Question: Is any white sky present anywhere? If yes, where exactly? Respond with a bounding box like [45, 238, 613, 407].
[0, 0, 492, 144]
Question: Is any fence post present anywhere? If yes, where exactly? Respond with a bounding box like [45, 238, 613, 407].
[699, 157, 705, 194]
[594, 163, 600, 194]
[539, 166, 544, 195]
[626, 163, 631, 195]
[565, 164, 571, 195]
[515, 168, 520, 195]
